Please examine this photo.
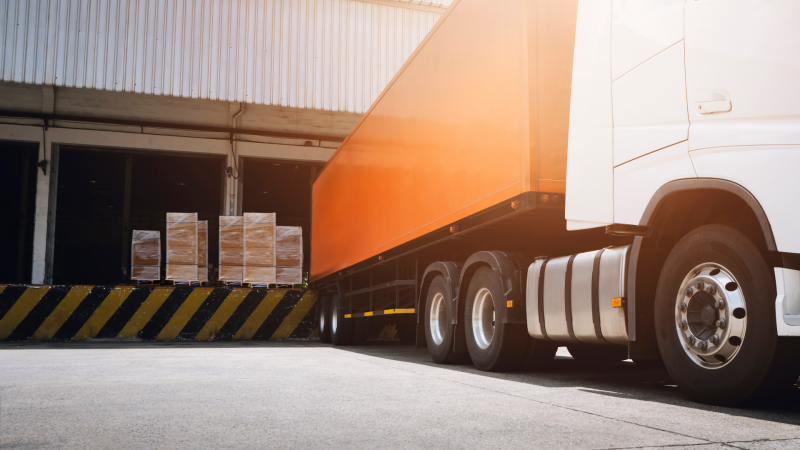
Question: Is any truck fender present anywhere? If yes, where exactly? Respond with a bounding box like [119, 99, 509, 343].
[458, 251, 527, 325]
[418, 262, 462, 326]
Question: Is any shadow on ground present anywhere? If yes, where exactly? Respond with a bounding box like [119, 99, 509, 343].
[4, 338, 800, 427]
[330, 340, 800, 427]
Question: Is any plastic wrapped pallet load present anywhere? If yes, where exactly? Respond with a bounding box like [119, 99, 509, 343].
[166, 212, 198, 281]
[131, 230, 161, 281]
[276, 226, 303, 285]
[198, 220, 208, 282]
[243, 213, 276, 284]
[219, 215, 244, 282]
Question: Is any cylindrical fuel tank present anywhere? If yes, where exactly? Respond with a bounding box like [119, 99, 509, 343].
[526, 246, 630, 345]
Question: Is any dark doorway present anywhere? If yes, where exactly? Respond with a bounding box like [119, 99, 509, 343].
[53, 147, 225, 285]
[241, 159, 322, 276]
[0, 141, 39, 284]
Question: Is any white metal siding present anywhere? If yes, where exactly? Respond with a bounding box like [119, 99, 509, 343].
[0, 0, 449, 113]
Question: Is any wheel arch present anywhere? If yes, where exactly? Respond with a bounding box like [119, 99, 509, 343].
[458, 251, 528, 325]
[418, 261, 462, 327]
[628, 178, 777, 359]
[639, 179, 776, 251]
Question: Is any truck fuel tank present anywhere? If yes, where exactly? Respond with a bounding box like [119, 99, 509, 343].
[526, 246, 630, 345]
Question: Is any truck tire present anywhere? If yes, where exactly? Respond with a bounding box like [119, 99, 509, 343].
[317, 295, 332, 343]
[567, 344, 628, 363]
[655, 224, 800, 405]
[329, 294, 353, 346]
[425, 275, 461, 363]
[464, 267, 527, 371]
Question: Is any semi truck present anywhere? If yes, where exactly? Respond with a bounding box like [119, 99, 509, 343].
[309, 0, 800, 406]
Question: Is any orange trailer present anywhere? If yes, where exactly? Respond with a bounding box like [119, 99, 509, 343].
[311, 0, 579, 282]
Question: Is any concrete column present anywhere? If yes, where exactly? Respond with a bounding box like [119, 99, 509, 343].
[31, 86, 56, 284]
[30, 129, 50, 285]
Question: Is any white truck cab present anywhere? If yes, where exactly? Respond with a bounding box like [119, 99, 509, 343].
[563, 0, 800, 404]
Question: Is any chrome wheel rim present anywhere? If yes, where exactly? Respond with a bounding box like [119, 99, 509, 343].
[332, 303, 338, 335]
[675, 263, 746, 369]
[429, 292, 447, 345]
[320, 311, 326, 334]
[471, 288, 495, 350]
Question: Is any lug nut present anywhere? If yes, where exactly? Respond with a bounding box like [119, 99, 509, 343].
[715, 299, 725, 310]
[705, 284, 716, 295]
[710, 335, 720, 345]
[695, 280, 705, 291]
[688, 335, 696, 344]
[679, 302, 688, 312]
[697, 340, 707, 350]
[680, 320, 688, 330]
[685, 287, 695, 297]
[716, 318, 726, 329]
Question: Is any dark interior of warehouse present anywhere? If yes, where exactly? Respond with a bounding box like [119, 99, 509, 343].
[0, 142, 38, 284]
[46, 147, 320, 285]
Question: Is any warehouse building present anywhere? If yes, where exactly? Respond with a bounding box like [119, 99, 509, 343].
[0, 0, 450, 285]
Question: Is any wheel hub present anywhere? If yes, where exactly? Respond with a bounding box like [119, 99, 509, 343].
[429, 292, 447, 345]
[332, 304, 338, 334]
[675, 263, 746, 368]
[471, 288, 495, 350]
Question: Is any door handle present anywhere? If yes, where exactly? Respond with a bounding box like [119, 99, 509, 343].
[695, 100, 731, 114]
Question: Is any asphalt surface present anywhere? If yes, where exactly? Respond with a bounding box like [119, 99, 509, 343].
[1, 341, 800, 449]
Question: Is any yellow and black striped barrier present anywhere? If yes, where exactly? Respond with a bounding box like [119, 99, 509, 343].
[0, 285, 317, 342]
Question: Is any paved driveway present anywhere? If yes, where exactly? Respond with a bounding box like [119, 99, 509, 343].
[1, 341, 799, 449]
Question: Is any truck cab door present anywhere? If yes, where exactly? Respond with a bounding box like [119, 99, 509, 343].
[611, 0, 689, 167]
[685, 0, 800, 253]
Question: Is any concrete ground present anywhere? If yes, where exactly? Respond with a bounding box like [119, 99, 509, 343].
[1, 341, 800, 449]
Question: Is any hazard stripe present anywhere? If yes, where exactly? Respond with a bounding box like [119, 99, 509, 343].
[0, 285, 319, 342]
[178, 287, 233, 340]
[138, 287, 194, 340]
[95, 286, 155, 338]
[252, 290, 304, 340]
[30, 286, 93, 341]
[155, 289, 212, 341]
[0, 285, 29, 321]
[214, 289, 271, 341]
[53, 286, 116, 341]
[72, 287, 135, 341]
[288, 299, 318, 339]
[194, 289, 250, 341]
[234, 290, 286, 340]
[345, 308, 416, 319]
[0, 287, 51, 340]
[271, 291, 317, 340]
[117, 288, 174, 338]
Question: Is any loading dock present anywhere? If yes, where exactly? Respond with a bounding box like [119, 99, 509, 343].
[52, 147, 225, 285]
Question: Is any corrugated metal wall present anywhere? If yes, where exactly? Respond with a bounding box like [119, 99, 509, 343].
[0, 0, 450, 113]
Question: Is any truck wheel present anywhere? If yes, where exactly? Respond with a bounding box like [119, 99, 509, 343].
[425, 275, 460, 363]
[567, 344, 628, 363]
[330, 294, 353, 346]
[464, 267, 527, 371]
[655, 224, 800, 405]
[317, 295, 332, 343]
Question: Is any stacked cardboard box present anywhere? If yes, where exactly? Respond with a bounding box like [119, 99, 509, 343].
[276, 226, 303, 285]
[131, 230, 161, 281]
[198, 220, 208, 282]
[243, 213, 276, 284]
[166, 212, 198, 281]
[219, 216, 244, 282]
